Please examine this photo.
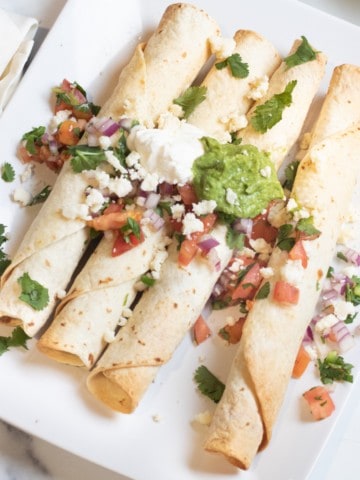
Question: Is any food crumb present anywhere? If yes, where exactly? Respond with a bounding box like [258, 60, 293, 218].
[152, 414, 161, 423]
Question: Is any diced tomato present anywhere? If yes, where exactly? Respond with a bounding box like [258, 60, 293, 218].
[102, 203, 123, 215]
[292, 344, 311, 378]
[193, 315, 211, 345]
[112, 230, 144, 257]
[177, 184, 198, 206]
[303, 386, 335, 420]
[56, 119, 82, 145]
[273, 280, 299, 305]
[178, 238, 198, 266]
[218, 317, 246, 344]
[289, 240, 308, 268]
[231, 262, 262, 301]
[88, 209, 142, 231]
[251, 218, 278, 245]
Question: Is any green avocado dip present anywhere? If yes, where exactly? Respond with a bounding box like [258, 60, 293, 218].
[192, 137, 284, 219]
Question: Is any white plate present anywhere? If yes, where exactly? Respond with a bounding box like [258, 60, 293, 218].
[0, 1, 360, 479]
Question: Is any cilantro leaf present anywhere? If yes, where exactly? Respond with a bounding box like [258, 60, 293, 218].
[29, 185, 52, 206]
[251, 80, 297, 133]
[68, 145, 106, 172]
[0, 224, 11, 275]
[194, 365, 225, 403]
[121, 218, 141, 240]
[296, 217, 321, 237]
[1, 163, 15, 182]
[345, 276, 360, 306]
[255, 281, 270, 300]
[276, 223, 295, 251]
[21, 126, 46, 154]
[215, 53, 249, 78]
[0, 327, 31, 356]
[318, 351, 353, 384]
[284, 36, 317, 69]
[17, 272, 49, 311]
[283, 160, 299, 190]
[226, 228, 245, 250]
[140, 274, 156, 287]
[173, 86, 207, 119]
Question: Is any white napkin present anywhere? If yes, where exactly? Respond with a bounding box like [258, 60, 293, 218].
[0, 8, 38, 114]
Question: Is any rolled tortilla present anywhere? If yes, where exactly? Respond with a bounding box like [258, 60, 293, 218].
[204, 66, 360, 469]
[0, 3, 220, 336]
[86, 38, 326, 412]
[238, 38, 327, 170]
[188, 29, 281, 142]
[87, 225, 232, 413]
[36, 29, 281, 367]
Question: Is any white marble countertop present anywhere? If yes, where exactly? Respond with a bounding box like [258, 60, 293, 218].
[0, 1, 360, 479]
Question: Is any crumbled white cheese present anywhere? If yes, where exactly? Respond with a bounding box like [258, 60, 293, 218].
[209, 35, 236, 59]
[192, 200, 217, 216]
[280, 259, 305, 285]
[220, 112, 248, 133]
[12, 187, 32, 206]
[103, 329, 116, 343]
[121, 307, 133, 319]
[150, 249, 169, 279]
[249, 238, 272, 256]
[99, 135, 112, 150]
[229, 259, 244, 272]
[260, 267, 274, 279]
[267, 200, 288, 228]
[226, 188, 238, 205]
[168, 103, 184, 118]
[20, 163, 34, 183]
[85, 188, 106, 213]
[49, 109, 72, 133]
[193, 410, 213, 426]
[247, 76, 269, 100]
[61, 203, 90, 221]
[260, 165, 271, 178]
[84, 168, 111, 189]
[125, 151, 141, 167]
[315, 314, 338, 334]
[332, 300, 356, 321]
[171, 203, 185, 220]
[55, 289, 67, 300]
[141, 172, 160, 192]
[304, 343, 318, 361]
[108, 177, 133, 198]
[182, 213, 204, 236]
[286, 197, 298, 212]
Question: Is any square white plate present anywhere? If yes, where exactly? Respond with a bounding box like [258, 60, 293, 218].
[1, 1, 360, 479]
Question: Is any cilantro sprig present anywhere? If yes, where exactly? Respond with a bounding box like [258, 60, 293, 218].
[68, 145, 106, 172]
[284, 36, 317, 69]
[17, 272, 49, 311]
[21, 126, 46, 154]
[1, 163, 15, 182]
[173, 86, 207, 119]
[251, 80, 297, 133]
[345, 276, 360, 306]
[318, 351, 354, 384]
[194, 365, 225, 403]
[0, 327, 31, 356]
[215, 53, 249, 78]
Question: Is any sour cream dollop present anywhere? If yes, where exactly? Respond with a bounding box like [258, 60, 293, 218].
[127, 114, 205, 185]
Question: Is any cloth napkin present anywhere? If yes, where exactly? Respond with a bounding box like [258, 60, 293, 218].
[0, 8, 38, 114]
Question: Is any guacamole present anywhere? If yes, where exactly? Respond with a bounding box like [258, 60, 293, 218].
[192, 137, 284, 219]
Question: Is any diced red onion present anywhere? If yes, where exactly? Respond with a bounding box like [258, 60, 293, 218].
[341, 247, 360, 266]
[159, 182, 176, 196]
[322, 288, 340, 303]
[207, 248, 221, 271]
[99, 118, 120, 137]
[118, 117, 133, 132]
[87, 133, 99, 147]
[212, 282, 225, 298]
[302, 325, 314, 343]
[330, 320, 355, 352]
[49, 139, 59, 155]
[197, 235, 220, 254]
[144, 192, 161, 209]
[143, 209, 165, 230]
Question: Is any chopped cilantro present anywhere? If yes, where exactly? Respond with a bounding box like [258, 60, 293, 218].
[337, 251, 348, 262]
[211, 297, 231, 310]
[296, 217, 321, 237]
[284, 36, 317, 69]
[0, 224, 11, 275]
[225, 228, 245, 250]
[113, 130, 130, 166]
[276, 224, 295, 251]
[1, 163, 15, 182]
[173, 86, 207, 119]
[194, 365, 225, 403]
[215, 53, 249, 78]
[68, 145, 106, 172]
[0, 326, 31, 356]
[29, 185, 52, 206]
[283, 160, 299, 190]
[344, 312, 358, 324]
[251, 80, 297, 133]
[17, 272, 49, 311]
[21, 126, 46, 154]
[140, 274, 156, 287]
[255, 281, 270, 300]
[345, 276, 360, 306]
[120, 218, 141, 241]
[318, 351, 353, 384]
